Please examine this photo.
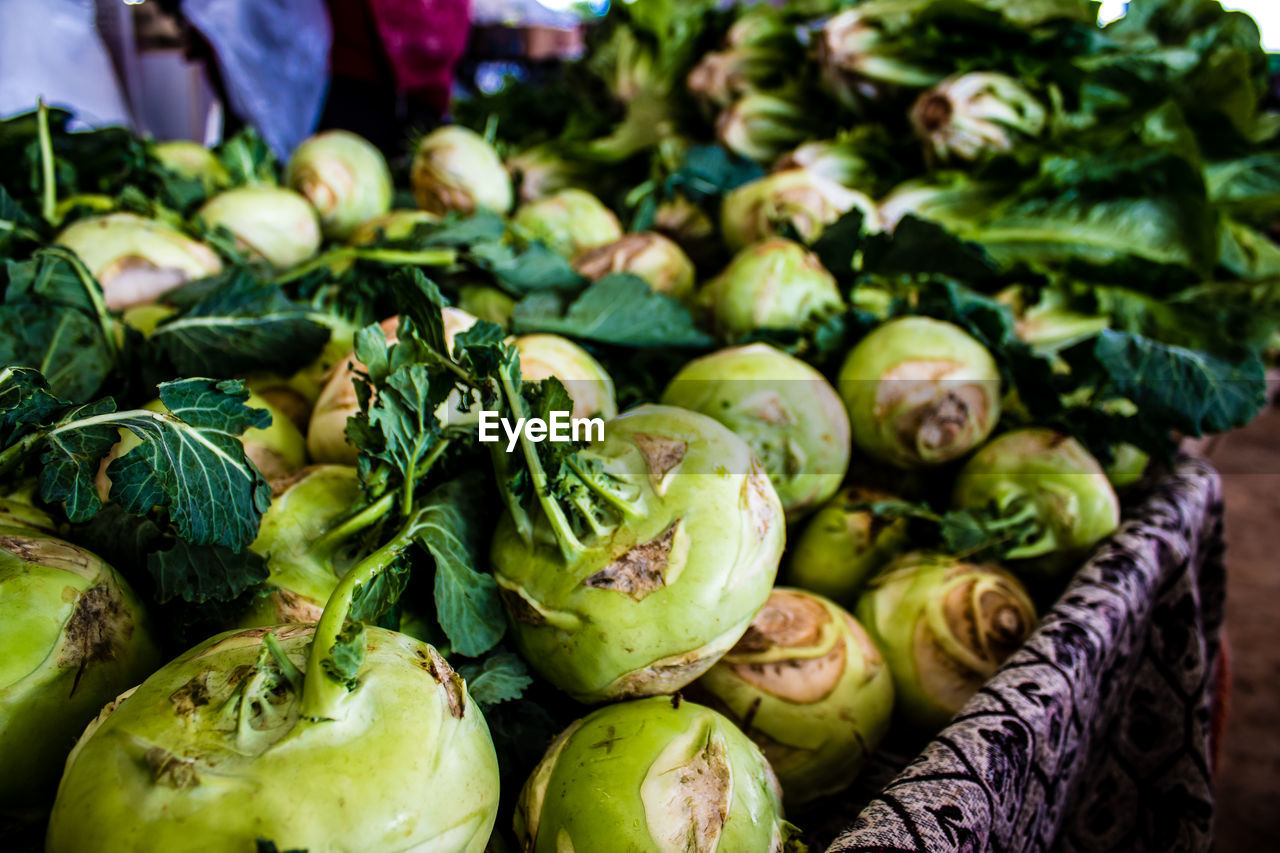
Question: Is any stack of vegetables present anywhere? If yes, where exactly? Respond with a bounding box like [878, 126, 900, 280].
[0, 0, 1275, 850]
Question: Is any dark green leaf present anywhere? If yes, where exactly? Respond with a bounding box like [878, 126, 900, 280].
[457, 651, 533, 706]
[418, 477, 505, 658]
[1062, 328, 1267, 436]
[511, 273, 714, 347]
[148, 539, 269, 604]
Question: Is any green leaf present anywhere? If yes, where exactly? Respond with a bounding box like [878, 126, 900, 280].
[0, 249, 115, 402]
[148, 538, 269, 604]
[217, 127, 277, 187]
[321, 620, 366, 692]
[147, 268, 330, 378]
[349, 554, 412, 628]
[0, 182, 41, 253]
[511, 273, 714, 347]
[1062, 328, 1267, 436]
[468, 241, 587, 295]
[418, 477, 505, 658]
[456, 651, 533, 706]
[36, 378, 272, 549]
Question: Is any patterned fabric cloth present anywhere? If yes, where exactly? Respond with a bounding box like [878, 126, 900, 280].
[820, 455, 1225, 853]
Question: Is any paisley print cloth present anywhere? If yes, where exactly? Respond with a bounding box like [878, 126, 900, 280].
[819, 456, 1225, 853]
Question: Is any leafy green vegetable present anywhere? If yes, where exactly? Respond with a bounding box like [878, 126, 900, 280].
[511, 273, 714, 347]
[147, 268, 330, 378]
[456, 652, 534, 707]
[0, 367, 271, 549]
[1062, 328, 1267, 436]
[0, 248, 117, 402]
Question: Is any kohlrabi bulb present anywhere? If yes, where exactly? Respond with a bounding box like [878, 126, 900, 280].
[46, 625, 500, 852]
[816, 7, 942, 112]
[513, 334, 619, 421]
[492, 405, 786, 703]
[910, 72, 1046, 163]
[515, 696, 802, 852]
[692, 588, 894, 806]
[512, 188, 623, 259]
[410, 125, 513, 215]
[653, 194, 718, 267]
[150, 140, 230, 194]
[721, 168, 880, 251]
[572, 232, 697, 304]
[0, 530, 159, 803]
[660, 343, 850, 519]
[239, 465, 365, 627]
[307, 309, 481, 464]
[506, 143, 593, 204]
[838, 316, 1002, 468]
[54, 212, 223, 310]
[787, 485, 909, 605]
[286, 130, 393, 240]
[952, 428, 1121, 572]
[698, 238, 845, 343]
[457, 284, 516, 329]
[197, 186, 322, 270]
[855, 552, 1035, 730]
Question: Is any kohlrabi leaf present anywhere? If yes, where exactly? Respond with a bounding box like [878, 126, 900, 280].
[859, 498, 1042, 560]
[148, 537, 270, 604]
[1206, 153, 1280, 221]
[418, 476, 505, 658]
[0, 248, 116, 402]
[511, 273, 714, 347]
[147, 268, 331, 378]
[457, 651, 533, 706]
[216, 127, 277, 187]
[0, 182, 41, 253]
[468, 241, 587, 295]
[24, 375, 273, 550]
[1062, 328, 1268, 436]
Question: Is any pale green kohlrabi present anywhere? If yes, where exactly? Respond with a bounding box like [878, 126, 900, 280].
[855, 552, 1035, 731]
[660, 343, 850, 519]
[45, 623, 499, 852]
[511, 188, 623, 259]
[286, 130, 393, 240]
[237, 465, 365, 627]
[698, 238, 845, 344]
[721, 168, 880, 251]
[838, 316, 1002, 468]
[512, 334, 618, 421]
[786, 485, 909, 605]
[515, 696, 804, 852]
[150, 140, 231, 194]
[692, 588, 894, 807]
[411, 125, 513, 215]
[197, 186, 323, 270]
[572, 232, 697, 305]
[492, 405, 786, 703]
[952, 428, 1121, 575]
[0, 530, 159, 804]
[54, 212, 223, 310]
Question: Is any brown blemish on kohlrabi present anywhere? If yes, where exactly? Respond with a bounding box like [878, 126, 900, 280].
[585, 521, 681, 600]
[422, 646, 466, 720]
[632, 433, 687, 486]
[169, 673, 212, 717]
[145, 747, 200, 790]
[58, 583, 131, 692]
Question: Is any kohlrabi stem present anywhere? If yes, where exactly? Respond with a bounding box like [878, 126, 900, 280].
[565, 457, 640, 520]
[497, 366, 583, 558]
[275, 246, 457, 284]
[300, 516, 422, 721]
[36, 99, 57, 225]
[312, 490, 394, 554]
[0, 431, 44, 480]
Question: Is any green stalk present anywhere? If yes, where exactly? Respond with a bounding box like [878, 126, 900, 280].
[498, 365, 583, 559]
[300, 515, 423, 721]
[275, 246, 457, 284]
[0, 431, 45, 480]
[36, 100, 57, 225]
